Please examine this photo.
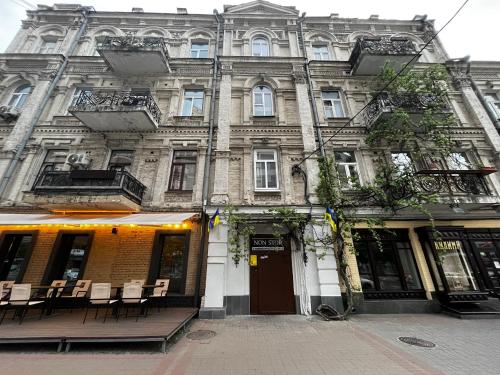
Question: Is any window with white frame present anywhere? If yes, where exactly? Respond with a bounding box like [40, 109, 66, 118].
[8, 84, 32, 109]
[190, 42, 209, 58]
[334, 151, 359, 189]
[322, 91, 345, 118]
[252, 37, 269, 57]
[485, 94, 500, 120]
[313, 45, 329, 60]
[181, 90, 204, 116]
[253, 86, 273, 116]
[254, 149, 279, 190]
[39, 39, 57, 54]
[391, 152, 413, 174]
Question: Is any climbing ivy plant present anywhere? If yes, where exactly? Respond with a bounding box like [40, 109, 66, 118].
[222, 204, 255, 266]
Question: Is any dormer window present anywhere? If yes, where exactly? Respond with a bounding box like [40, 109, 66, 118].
[252, 37, 269, 57]
[253, 86, 273, 116]
[190, 42, 209, 58]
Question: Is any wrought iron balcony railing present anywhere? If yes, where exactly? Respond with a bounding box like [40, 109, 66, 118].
[33, 170, 146, 205]
[414, 169, 493, 196]
[362, 92, 451, 130]
[349, 37, 417, 66]
[70, 90, 162, 125]
[97, 35, 169, 57]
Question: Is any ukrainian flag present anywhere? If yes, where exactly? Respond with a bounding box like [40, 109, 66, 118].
[208, 208, 221, 232]
[325, 207, 337, 234]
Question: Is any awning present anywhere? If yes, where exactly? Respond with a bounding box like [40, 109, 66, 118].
[0, 212, 197, 226]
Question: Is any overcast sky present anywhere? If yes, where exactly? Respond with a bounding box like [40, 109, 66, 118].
[1, 0, 499, 60]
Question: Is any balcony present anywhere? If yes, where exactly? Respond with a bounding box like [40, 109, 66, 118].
[69, 90, 162, 132]
[415, 169, 494, 197]
[26, 170, 146, 212]
[362, 92, 451, 131]
[97, 36, 171, 75]
[349, 37, 420, 75]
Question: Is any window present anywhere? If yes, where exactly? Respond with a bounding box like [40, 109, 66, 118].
[154, 234, 189, 293]
[355, 230, 423, 294]
[40, 149, 68, 173]
[181, 90, 204, 116]
[169, 150, 197, 191]
[334, 151, 359, 189]
[39, 39, 57, 54]
[69, 88, 93, 108]
[322, 91, 345, 118]
[0, 234, 35, 282]
[254, 149, 279, 190]
[108, 150, 134, 172]
[190, 42, 209, 58]
[45, 233, 91, 285]
[313, 45, 329, 60]
[8, 84, 32, 109]
[253, 86, 273, 116]
[391, 152, 413, 173]
[446, 152, 471, 170]
[252, 37, 269, 57]
[485, 94, 500, 120]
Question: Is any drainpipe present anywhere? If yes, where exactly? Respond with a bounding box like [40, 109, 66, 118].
[194, 9, 222, 307]
[0, 7, 94, 198]
[298, 13, 326, 158]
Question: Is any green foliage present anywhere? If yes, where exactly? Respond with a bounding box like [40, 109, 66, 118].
[223, 204, 255, 266]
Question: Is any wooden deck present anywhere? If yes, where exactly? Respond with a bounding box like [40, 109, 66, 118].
[0, 307, 197, 352]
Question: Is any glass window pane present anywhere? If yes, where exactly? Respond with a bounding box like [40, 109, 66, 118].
[267, 162, 277, 188]
[334, 101, 344, 117]
[397, 242, 422, 290]
[257, 151, 275, 161]
[158, 235, 187, 293]
[435, 241, 479, 291]
[1, 235, 33, 281]
[334, 151, 355, 163]
[371, 243, 403, 290]
[255, 162, 266, 188]
[199, 50, 208, 58]
[192, 98, 203, 116]
[190, 50, 198, 58]
[182, 164, 196, 190]
[254, 105, 264, 116]
[254, 93, 263, 105]
[182, 98, 192, 116]
[264, 93, 272, 115]
[61, 235, 90, 284]
[392, 152, 412, 173]
[447, 153, 470, 170]
[356, 243, 376, 290]
[322, 91, 339, 100]
[170, 164, 183, 190]
[324, 105, 334, 118]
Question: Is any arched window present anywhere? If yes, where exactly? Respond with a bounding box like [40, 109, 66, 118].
[252, 37, 269, 57]
[253, 86, 273, 116]
[8, 84, 33, 109]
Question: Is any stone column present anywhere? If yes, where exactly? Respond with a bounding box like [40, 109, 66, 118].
[276, 89, 286, 125]
[211, 64, 232, 205]
[199, 222, 228, 319]
[151, 146, 170, 206]
[293, 69, 320, 203]
[193, 144, 207, 204]
[222, 20, 233, 56]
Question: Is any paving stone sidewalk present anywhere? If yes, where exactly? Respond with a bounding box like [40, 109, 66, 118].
[0, 314, 499, 375]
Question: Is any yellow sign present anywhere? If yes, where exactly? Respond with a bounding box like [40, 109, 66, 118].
[249, 254, 257, 267]
[434, 241, 462, 251]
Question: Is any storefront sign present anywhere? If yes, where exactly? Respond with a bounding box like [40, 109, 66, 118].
[251, 238, 284, 251]
[434, 240, 462, 251]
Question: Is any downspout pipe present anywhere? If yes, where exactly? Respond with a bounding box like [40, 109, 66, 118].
[298, 13, 326, 159]
[194, 9, 222, 307]
[0, 7, 93, 198]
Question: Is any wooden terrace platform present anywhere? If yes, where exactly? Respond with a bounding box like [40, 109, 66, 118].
[0, 307, 197, 352]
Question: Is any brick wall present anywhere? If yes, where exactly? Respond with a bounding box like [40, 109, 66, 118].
[3, 222, 204, 296]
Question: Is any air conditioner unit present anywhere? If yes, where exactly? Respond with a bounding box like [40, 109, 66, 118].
[0, 106, 21, 122]
[66, 153, 91, 168]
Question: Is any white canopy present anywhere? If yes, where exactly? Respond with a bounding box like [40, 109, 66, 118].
[0, 212, 197, 226]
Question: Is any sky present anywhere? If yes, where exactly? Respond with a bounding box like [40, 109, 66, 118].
[0, 0, 499, 61]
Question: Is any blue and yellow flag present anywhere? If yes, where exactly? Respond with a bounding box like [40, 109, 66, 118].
[208, 209, 221, 232]
[325, 207, 337, 234]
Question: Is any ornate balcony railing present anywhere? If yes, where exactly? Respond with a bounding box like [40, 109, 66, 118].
[70, 90, 162, 125]
[414, 170, 493, 196]
[97, 35, 169, 57]
[33, 170, 146, 205]
[362, 91, 450, 130]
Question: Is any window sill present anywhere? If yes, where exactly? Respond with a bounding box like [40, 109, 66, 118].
[363, 290, 427, 300]
[254, 189, 281, 194]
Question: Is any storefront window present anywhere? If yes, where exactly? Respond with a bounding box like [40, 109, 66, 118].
[354, 230, 423, 295]
[157, 234, 188, 294]
[0, 234, 34, 282]
[435, 241, 478, 292]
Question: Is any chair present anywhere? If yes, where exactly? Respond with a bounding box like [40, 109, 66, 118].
[0, 284, 44, 325]
[61, 280, 91, 310]
[119, 282, 148, 321]
[46, 280, 67, 298]
[83, 283, 118, 324]
[0, 285, 8, 321]
[148, 279, 169, 312]
[0, 281, 14, 301]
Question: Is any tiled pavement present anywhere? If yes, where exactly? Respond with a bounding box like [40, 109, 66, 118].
[0, 314, 499, 375]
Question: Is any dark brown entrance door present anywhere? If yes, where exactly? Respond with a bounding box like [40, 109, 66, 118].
[250, 236, 295, 314]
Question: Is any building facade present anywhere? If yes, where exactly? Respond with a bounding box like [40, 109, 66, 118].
[1, 1, 500, 318]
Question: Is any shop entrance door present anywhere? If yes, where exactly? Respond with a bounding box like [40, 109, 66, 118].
[249, 236, 295, 314]
[469, 238, 500, 295]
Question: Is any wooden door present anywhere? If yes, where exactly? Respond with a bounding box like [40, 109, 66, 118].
[250, 236, 295, 314]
